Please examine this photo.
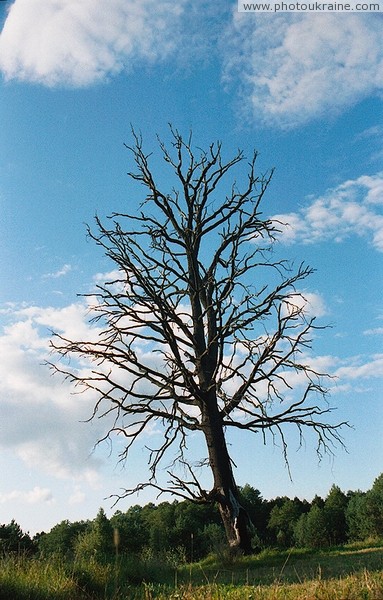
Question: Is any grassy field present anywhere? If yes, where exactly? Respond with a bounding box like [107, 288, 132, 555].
[1, 542, 382, 599]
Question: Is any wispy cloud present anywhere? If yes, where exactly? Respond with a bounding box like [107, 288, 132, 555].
[364, 327, 383, 336]
[0, 0, 185, 86]
[273, 172, 383, 251]
[335, 353, 383, 381]
[224, 14, 383, 128]
[354, 125, 383, 142]
[0, 486, 54, 504]
[42, 264, 72, 279]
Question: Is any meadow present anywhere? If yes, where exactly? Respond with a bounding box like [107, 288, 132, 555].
[1, 541, 382, 600]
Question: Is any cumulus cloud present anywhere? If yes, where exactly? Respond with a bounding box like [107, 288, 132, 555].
[282, 291, 328, 319]
[0, 302, 104, 481]
[18, 302, 103, 343]
[273, 172, 383, 250]
[2, 0, 382, 129]
[0, 297, 185, 482]
[0, 0, 185, 86]
[224, 14, 383, 127]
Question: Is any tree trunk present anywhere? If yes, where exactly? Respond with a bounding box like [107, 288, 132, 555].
[202, 394, 253, 554]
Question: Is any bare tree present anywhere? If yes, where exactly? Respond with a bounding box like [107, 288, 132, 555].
[51, 128, 346, 554]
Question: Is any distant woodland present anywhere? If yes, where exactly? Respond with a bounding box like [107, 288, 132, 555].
[2, 473, 383, 559]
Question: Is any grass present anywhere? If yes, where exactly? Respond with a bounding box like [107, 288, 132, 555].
[0, 542, 382, 599]
[0, 554, 79, 599]
[0, 554, 124, 600]
[141, 570, 383, 599]
[182, 543, 383, 587]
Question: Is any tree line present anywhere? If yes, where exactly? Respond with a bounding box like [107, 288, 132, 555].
[2, 473, 382, 560]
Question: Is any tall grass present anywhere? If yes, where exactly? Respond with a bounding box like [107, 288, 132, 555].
[1, 543, 382, 599]
[0, 554, 79, 600]
[0, 553, 125, 600]
[0, 552, 174, 600]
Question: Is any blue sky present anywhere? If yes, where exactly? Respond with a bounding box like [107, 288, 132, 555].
[0, 0, 382, 536]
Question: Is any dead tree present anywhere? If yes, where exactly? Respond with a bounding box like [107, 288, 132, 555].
[51, 128, 346, 554]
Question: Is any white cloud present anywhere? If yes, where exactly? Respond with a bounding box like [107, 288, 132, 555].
[0, 297, 188, 483]
[0, 289, 380, 489]
[0, 486, 54, 504]
[274, 351, 383, 398]
[302, 292, 328, 318]
[274, 172, 383, 250]
[283, 291, 328, 319]
[2, 1, 381, 130]
[364, 327, 383, 336]
[93, 269, 121, 284]
[0, 0, 185, 86]
[334, 353, 383, 381]
[224, 14, 383, 127]
[17, 302, 103, 342]
[0, 302, 105, 481]
[43, 264, 72, 279]
[355, 125, 383, 142]
[69, 487, 86, 505]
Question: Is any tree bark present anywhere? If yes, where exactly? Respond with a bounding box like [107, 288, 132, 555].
[202, 392, 253, 554]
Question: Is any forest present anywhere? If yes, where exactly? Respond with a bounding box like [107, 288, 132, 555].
[2, 473, 382, 560]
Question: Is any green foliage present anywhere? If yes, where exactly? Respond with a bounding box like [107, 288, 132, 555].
[109, 499, 222, 561]
[6, 473, 383, 568]
[268, 498, 304, 547]
[74, 508, 114, 562]
[37, 519, 88, 557]
[239, 485, 269, 546]
[145, 501, 177, 553]
[110, 505, 148, 554]
[324, 484, 348, 545]
[366, 473, 383, 536]
[294, 485, 363, 549]
[200, 523, 230, 562]
[172, 500, 221, 560]
[0, 520, 35, 555]
[346, 491, 373, 541]
[294, 505, 329, 548]
[2, 477, 383, 599]
[311, 494, 325, 509]
[344, 475, 383, 543]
